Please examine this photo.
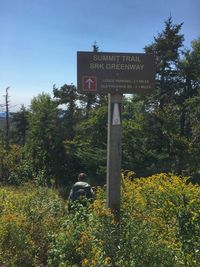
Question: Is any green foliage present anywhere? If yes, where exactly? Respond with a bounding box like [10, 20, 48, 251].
[25, 93, 68, 185]
[0, 173, 200, 266]
[120, 20, 200, 179]
[120, 172, 200, 267]
[0, 183, 65, 266]
[65, 105, 108, 184]
[53, 84, 79, 140]
[11, 105, 29, 145]
[0, 144, 33, 185]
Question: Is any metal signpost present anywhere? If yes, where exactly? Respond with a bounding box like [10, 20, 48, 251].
[77, 51, 155, 216]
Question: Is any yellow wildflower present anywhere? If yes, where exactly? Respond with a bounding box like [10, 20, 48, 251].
[104, 256, 111, 265]
[82, 258, 89, 267]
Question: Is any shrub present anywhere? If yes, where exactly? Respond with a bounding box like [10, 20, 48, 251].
[66, 173, 200, 266]
[1, 145, 33, 186]
[0, 173, 200, 266]
[0, 184, 65, 266]
[120, 172, 200, 267]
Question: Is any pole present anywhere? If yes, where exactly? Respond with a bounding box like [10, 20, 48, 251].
[106, 93, 122, 218]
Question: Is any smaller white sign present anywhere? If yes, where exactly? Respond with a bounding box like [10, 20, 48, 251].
[112, 103, 121, 125]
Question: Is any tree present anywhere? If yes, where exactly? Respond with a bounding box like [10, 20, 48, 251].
[178, 38, 200, 179]
[11, 105, 29, 145]
[25, 93, 67, 185]
[122, 18, 199, 177]
[133, 16, 187, 175]
[144, 16, 184, 109]
[65, 104, 108, 184]
[0, 87, 12, 182]
[0, 87, 11, 149]
[53, 84, 78, 140]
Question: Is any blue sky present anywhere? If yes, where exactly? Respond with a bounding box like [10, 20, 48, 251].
[0, 0, 199, 111]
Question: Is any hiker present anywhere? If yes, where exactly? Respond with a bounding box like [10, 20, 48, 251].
[68, 173, 94, 211]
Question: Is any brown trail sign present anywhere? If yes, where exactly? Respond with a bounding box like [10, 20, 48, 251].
[77, 51, 155, 217]
[77, 51, 155, 94]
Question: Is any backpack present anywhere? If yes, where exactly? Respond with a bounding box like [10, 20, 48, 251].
[69, 181, 94, 202]
[74, 188, 87, 199]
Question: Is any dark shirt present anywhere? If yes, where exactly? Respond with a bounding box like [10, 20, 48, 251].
[68, 181, 94, 201]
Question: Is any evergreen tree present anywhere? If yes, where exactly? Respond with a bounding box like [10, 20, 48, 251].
[145, 16, 184, 109]
[122, 17, 186, 176]
[25, 93, 67, 185]
[53, 84, 78, 140]
[68, 104, 108, 184]
[11, 105, 29, 145]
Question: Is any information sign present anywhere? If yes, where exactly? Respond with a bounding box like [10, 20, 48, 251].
[77, 51, 155, 94]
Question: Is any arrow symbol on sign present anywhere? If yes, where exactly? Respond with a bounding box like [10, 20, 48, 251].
[85, 78, 94, 89]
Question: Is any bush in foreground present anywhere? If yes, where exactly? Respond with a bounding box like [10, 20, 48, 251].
[0, 173, 200, 266]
